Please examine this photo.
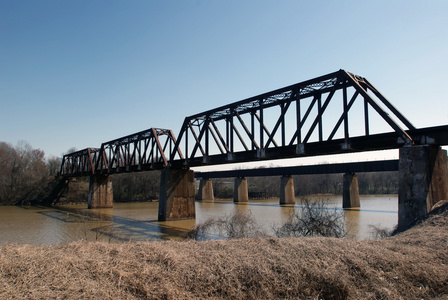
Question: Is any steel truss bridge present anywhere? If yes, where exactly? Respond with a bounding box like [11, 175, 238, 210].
[60, 69, 448, 177]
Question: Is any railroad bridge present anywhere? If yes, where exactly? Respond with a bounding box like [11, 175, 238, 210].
[60, 70, 448, 229]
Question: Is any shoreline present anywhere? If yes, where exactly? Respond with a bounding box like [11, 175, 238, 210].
[0, 203, 446, 299]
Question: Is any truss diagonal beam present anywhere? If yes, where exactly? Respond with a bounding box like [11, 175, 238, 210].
[343, 71, 414, 145]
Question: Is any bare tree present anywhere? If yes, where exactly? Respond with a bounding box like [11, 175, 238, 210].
[46, 155, 61, 177]
[113, 171, 160, 202]
[0, 141, 49, 205]
[184, 210, 267, 240]
[274, 198, 346, 238]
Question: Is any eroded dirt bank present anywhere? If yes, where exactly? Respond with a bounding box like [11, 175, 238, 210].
[1, 204, 447, 299]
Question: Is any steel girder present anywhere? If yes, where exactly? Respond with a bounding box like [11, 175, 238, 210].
[170, 69, 416, 167]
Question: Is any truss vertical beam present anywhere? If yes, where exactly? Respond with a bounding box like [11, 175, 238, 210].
[364, 96, 370, 136]
[343, 85, 349, 142]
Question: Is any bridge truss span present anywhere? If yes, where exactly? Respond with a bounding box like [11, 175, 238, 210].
[170, 69, 417, 167]
[60, 128, 183, 177]
[60, 148, 101, 177]
[95, 128, 183, 174]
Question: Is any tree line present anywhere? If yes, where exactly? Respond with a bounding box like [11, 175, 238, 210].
[0, 141, 60, 205]
[212, 172, 398, 199]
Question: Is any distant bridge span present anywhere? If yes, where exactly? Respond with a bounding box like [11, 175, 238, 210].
[59, 70, 448, 229]
[194, 160, 400, 179]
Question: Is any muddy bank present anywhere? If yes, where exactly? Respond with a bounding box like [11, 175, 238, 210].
[1, 204, 447, 299]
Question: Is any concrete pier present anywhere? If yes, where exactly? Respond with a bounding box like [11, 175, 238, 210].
[398, 145, 448, 229]
[197, 179, 214, 201]
[234, 177, 249, 203]
[158, 167, 196, 221]
[343, 173, 360, 208]
[88, 175, 113, 209]
[280, 175, 295, 204]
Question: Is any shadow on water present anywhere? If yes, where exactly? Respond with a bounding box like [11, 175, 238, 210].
[24, 196, 397, 243]
[37, 206, 191, 242]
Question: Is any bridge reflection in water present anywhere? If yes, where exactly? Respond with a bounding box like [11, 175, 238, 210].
[0, 195, 397, 245]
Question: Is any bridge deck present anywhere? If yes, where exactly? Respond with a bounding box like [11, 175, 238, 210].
[174, 125, 448, 168]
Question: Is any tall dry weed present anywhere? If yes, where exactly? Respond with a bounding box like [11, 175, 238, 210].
[369, 224, 394, 239]
[184, 210, 266, 240]
[274, 198, 346, 238]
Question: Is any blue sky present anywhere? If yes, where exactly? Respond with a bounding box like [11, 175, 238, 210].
[1, 1, 447, 161]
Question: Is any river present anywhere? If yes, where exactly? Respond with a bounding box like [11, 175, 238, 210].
[0, 195, 397, 245]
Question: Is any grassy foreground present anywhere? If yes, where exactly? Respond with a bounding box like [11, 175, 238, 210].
[1, 204, 447, 299]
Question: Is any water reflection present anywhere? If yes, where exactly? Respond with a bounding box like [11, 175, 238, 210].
[0, 195, 398, 245]
[344, 209, 361, 239]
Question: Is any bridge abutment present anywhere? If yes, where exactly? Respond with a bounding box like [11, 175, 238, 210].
[398, 145, 448, 229]
[234, 177, 249, 203]
[280, 175, 295, 204]
[158, 167, 196, 221]
[88, 175, 113, 209]
[343, 173, 360, 208]
[197, 179, 214, 201]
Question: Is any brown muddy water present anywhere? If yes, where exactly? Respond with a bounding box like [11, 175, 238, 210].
[0, 195, 397, 245]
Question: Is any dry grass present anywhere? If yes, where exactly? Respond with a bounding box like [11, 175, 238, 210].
[1, 204, 448, 299]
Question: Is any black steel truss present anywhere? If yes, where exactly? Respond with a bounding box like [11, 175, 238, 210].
[60, 148, 100, 176]
[94, 128, 182, 174]
[60, 128, 182, 176]
[169, 69, 417, 166]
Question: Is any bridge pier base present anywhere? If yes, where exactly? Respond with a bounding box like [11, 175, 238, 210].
[398, 145, 448, 229]
[88, 175, 113, 209]
[158, 167, 196, 221]
[197, 179, 214, 201]
[343, 173, 360, 208]
[234, 177, 249, 203]
[280, 175, 295, 204]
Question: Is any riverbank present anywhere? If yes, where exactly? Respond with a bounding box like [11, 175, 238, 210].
[1, 203, 447, 299]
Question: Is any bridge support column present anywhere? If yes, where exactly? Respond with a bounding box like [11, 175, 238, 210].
[280, 175, 295, 204]
[398, 145, 448, 229]
[158, 167, 195, 221]
[234, 177, 248, 203]
[343, 173, 360, 208]
[88, 175, 113, 209]
[197, 179, 214, 201]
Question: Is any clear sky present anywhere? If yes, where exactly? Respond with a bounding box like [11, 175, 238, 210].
[1, 1, 447, 162]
